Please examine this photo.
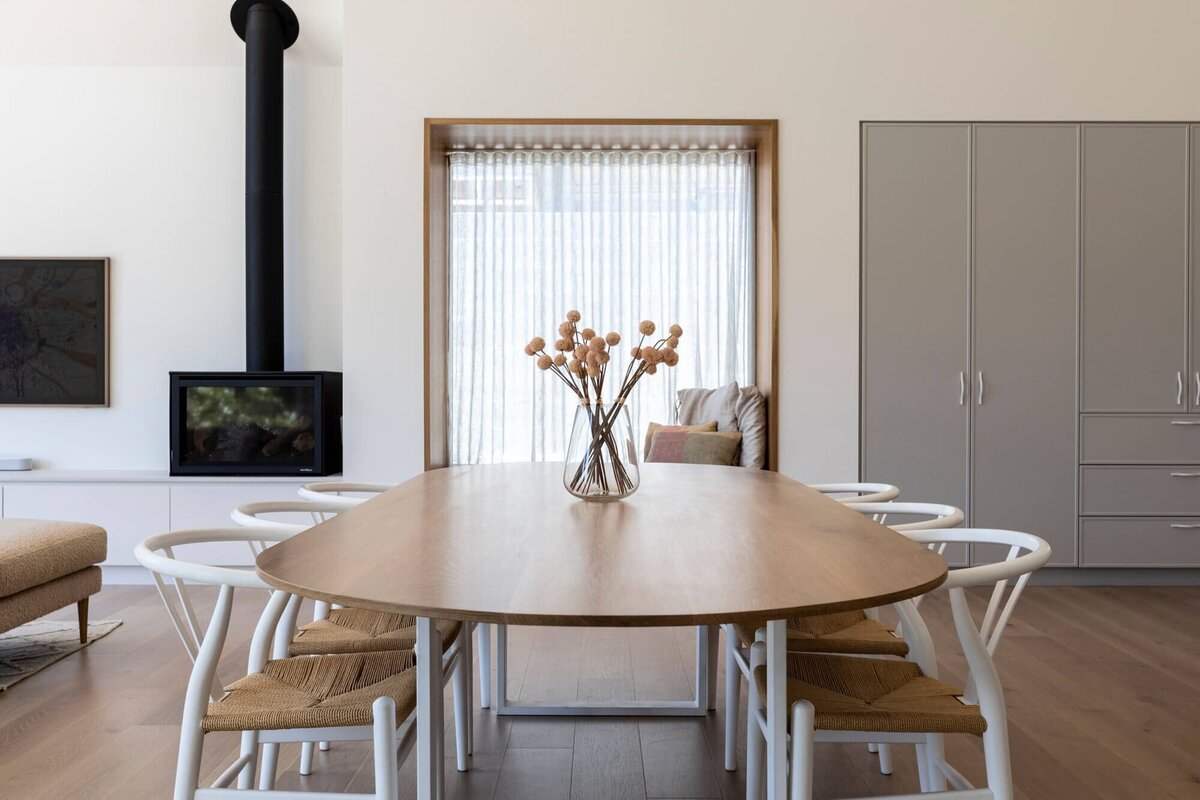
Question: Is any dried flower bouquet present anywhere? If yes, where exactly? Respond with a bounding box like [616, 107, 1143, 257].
[524, 311, 683, 499]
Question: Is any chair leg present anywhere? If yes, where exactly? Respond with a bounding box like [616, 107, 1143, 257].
[789, 700, 815, 800]
[925, 734, 947, 791]
[452, 630, 470, 771]
[477, 623, 492, 709]
[172, 724, 204, 800]
[258, 743, 280, 790]
[745, 705, 764, 800]
[373, 697, 399, 800]
[877, 742, 894, 775]
[707, 624, 720, 710]
[300, 740, 315, 776]
[723, 631, 741, 771]
[981, 719, 1015, 800]
[236, 731, 259, 789]
[77, 598, 89, 644]
[914, 742, 930, 792]
[464, 623, 474, 755]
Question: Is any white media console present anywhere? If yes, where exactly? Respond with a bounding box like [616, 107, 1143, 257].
[0, 470, 340, 584]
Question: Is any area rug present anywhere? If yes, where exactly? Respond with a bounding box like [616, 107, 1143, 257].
[0, 619, 122, 691]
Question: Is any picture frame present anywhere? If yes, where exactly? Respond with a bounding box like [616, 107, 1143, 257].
[0, 257, 110, 406]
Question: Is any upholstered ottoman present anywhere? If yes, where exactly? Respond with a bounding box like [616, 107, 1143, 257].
[0, 520, 106, 643]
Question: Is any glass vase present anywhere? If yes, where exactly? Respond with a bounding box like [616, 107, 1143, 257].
[563, 399, 640, 502]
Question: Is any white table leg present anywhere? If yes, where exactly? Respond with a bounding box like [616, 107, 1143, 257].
[766, 619, 787, 799]
[416, 617, 445, 800]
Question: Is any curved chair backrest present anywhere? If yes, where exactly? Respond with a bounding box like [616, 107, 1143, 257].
[297, 481, 393, 509]
[808, 482, 900, 504]
[895, 528, 1050, 708]
[846, 501, 965, 532]
[137, 528, 294, 700]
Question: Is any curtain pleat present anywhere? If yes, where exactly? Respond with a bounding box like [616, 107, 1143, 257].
[447, 149, 755, 465]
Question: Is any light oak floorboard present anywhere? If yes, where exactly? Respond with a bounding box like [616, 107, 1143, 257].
[1, 587, 1198, 798]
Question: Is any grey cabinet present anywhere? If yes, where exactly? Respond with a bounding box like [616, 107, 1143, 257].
[1080, 125, 1189, 413]
[861, 124, 970, 563]
[1191, 126, 1200, 412]
[970, 125, 1079, 565]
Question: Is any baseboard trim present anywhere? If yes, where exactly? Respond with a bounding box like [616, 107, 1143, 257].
[1031, 568, 1200, 586]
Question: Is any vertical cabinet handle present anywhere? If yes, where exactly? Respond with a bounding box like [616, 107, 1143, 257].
[976, 371, 984, 405]
[1177, 371, 1184, 406]
[959, 371, 966, 406]
[1195, 371, 1199, 407]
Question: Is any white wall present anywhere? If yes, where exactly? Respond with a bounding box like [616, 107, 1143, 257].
[342, 0, 1200, 484]
[0, 0, 342, 469]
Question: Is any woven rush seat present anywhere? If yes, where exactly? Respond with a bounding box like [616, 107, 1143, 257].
[289, 608, 461, 656]
[734, 610, 909, 657]
[202, 650, 417, 733]
[753, 652, 985, 736]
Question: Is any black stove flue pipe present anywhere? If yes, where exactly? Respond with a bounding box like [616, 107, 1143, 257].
[231, 0, 299, 372]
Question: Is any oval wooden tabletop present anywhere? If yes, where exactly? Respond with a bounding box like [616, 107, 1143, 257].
[256, 463, 947, 627]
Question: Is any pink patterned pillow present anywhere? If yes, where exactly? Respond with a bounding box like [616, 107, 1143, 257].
[647, 430, 743, 466]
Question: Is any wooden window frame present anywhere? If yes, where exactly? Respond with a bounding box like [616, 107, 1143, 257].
[424, 118, 779, 470]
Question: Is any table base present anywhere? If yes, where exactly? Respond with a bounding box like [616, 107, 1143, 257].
[494, 623, 719, 717]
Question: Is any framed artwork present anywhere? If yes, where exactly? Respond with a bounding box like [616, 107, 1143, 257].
[0, 258, 110, 406]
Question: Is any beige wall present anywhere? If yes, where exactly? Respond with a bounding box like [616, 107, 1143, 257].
[343, 0, 1200, 482]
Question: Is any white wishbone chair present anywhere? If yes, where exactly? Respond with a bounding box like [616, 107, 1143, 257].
[298, 482, 499, 713]
[233, 500, 473, 778]
[745, 528, 1051, 800]
[296, 481, 394, 509]
[808, 482, 901, 504]
[136, 528, 467, 800]
[722, 501, 963, 775]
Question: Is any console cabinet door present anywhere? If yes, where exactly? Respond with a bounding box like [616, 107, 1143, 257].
[971, 125, 1079, 565]
[1191, 126, 1200, 412]
[861, 124, 970, 563]
[1081, 125, 1188, 412]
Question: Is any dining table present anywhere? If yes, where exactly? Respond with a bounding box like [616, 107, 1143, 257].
[256, 462, 947, 800]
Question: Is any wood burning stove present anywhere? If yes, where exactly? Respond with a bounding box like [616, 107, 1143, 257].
[168, 3, 343, 476]
[170, 372, 341, 475]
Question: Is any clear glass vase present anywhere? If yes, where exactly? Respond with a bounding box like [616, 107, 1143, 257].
[563, 399, 640, 502]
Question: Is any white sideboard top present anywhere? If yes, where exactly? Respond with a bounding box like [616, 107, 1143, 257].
[0, 469, 343, 484]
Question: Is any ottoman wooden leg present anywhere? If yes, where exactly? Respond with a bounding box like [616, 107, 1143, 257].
[78, 598, 89, 643]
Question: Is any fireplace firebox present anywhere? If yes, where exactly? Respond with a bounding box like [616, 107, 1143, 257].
[169, 372, 341, 476]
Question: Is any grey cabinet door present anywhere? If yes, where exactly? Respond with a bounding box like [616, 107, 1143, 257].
[861, 124, 970, 562]
[1081, 125, 1188, 412]
[1191, 127, 1200, 412]
[971, 125, 1079, 565]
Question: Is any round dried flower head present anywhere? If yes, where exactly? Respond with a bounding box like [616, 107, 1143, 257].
[639, 320, 656, 336]
[553, 353, 567, 367]
[669, 324, 683, 337]
[581, 327, 596, 341]
[630, 346, 641, 359]
[568, 358, 583, 375]
[558, 322, 574, 337]
[666, 335, 679, 349]
[587, 364, 601, 377]
[529, 336, 546, 352]
[523, 344, 535, 356]
[536, 354, 552, 371]
[642, 347, 662, 365]
[645, 363, 658, 375]
[589, 336, 606, 351]
[596, 350, 610, 365]
[574, 345, 588, 361]
[586, 350, 599, 366]
[566, 310, 582, 323]
[554, 337, 569, 351]
[605, 331, 621, 346]
[663, 349, 679, 367]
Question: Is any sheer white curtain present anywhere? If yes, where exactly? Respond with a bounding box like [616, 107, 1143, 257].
[447, 148, 755, 465]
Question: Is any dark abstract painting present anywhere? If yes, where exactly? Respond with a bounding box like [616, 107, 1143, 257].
[0, 258, 109, 405]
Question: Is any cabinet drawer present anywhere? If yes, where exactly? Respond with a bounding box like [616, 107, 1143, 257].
[1081, 414, 1200, 463]
[1080, 517, 1200, 567]
[1080, 466, 1200, 515]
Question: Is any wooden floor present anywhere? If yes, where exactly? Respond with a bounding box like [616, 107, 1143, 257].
[1, 586, 1198, 799]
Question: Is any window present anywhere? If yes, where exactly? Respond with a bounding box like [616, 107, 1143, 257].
[446, 147, 756, 465]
